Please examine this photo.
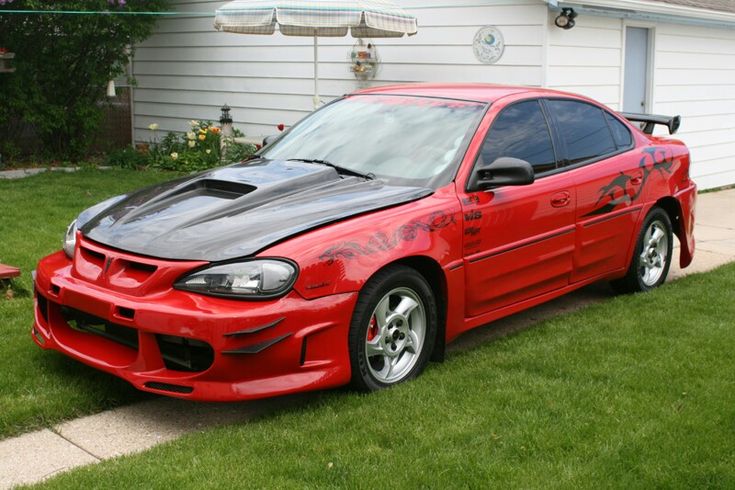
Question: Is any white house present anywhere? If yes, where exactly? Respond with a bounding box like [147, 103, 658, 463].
[131, 0, 735, 189]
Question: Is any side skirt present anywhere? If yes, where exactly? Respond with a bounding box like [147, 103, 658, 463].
[454, 268, 626, 339]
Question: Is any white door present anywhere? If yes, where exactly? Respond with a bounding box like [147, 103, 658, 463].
[623, 27, 650, 113]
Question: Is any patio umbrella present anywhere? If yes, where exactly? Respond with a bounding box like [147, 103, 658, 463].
[214, 0, 418, 109]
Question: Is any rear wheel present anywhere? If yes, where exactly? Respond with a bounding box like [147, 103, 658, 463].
[349, 266, 437, 391]
[612, 207, 673, 294]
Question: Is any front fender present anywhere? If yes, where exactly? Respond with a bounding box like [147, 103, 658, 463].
[261, 186, 463, 300]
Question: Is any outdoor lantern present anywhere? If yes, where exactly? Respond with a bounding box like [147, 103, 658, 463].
[220, 104, 233, 137]
[0, 48, 16, 73]
[555, 8, 578, 30]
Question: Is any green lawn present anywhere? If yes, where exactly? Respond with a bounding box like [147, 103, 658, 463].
[0, 169, 178, 438]
[33, 263, 735, 489]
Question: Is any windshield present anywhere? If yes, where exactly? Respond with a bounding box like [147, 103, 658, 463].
[260, 95, 486, 188]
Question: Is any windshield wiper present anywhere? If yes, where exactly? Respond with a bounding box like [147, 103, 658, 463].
[288, 158, 374, 180]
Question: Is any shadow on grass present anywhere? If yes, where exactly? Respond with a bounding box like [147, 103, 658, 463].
[1, 279, 32, 299]
[43, 351, 154, 402]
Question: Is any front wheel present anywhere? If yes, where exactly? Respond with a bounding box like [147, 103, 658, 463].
[612, 207, 673, 294]
[348, 266, 437, 391]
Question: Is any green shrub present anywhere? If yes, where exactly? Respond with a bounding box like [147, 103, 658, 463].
[0, 0, 169, 160]
[224, 141, 259, 164]
[105, 147, 148, 169]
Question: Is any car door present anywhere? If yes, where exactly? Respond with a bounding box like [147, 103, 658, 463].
[459, 99, 576, 318]
[545, 99, 644, 283]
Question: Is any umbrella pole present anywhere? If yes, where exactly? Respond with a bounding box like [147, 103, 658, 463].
[313, 32, 319, 110]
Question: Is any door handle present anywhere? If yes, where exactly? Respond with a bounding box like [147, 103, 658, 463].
[551, 191, 571, 208]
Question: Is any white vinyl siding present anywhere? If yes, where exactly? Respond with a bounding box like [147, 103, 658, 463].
[651, 23, 735, 190]
[545, 14, 734, 190]
[132, 1, 734, 189]
[132, 0, 547, 142]
[545, 13, 623, 109]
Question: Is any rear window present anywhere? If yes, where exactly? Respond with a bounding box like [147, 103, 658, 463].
[547, 100, 617, 164]
[605, 112, 633, 149]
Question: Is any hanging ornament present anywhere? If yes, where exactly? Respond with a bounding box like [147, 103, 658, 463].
[350, 39, 379, 82]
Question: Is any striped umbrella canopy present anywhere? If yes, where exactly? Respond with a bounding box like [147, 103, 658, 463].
[214, 0, 418, 108]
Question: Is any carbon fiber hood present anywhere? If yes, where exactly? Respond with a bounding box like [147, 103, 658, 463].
[78, 159, 432, 261]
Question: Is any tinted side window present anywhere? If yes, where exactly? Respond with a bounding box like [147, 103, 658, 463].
[547, 100, 617, 164]
[605, 112, 633, 149]
[480, 100, 556, 174]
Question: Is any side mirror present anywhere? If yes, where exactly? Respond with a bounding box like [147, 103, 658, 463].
[262, 134, 279, 147]
[468, 157, 535, 191]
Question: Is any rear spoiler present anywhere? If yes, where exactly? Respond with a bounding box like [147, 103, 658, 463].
[620, 112, 681, 135]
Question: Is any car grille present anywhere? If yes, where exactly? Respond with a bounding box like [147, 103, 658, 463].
[155, 334, 214, 372]
[60, 306, 214, 373]
[62, 306, 139, 350]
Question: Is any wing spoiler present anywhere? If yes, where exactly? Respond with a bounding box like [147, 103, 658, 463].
[621, 112, 681, 135]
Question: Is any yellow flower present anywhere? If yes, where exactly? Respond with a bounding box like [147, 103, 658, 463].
[170, 152, 178, 160]
[188, 140, 196, 148]
[198, 134, 206, 141]
[187, 131, 196, 140]
[148, 123, 159, 131]
[189, 120, 199, 127]
[205, 149, 212, 154]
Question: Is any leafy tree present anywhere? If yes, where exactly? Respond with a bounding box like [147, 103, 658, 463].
[0, 0, 169, 159]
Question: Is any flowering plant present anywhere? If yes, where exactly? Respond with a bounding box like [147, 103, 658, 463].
[125, 120, 255, 172]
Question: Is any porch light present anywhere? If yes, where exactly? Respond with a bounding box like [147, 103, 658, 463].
[555, 8, 577, 30]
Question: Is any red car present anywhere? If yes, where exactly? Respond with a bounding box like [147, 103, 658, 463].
[32, 84, 696, 400]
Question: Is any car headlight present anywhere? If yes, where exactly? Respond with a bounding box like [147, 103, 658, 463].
[63, 220, 77, 258]
[174, 259, 298, 299]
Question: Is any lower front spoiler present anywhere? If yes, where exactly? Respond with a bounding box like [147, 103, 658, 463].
[32, 257, 358, 401]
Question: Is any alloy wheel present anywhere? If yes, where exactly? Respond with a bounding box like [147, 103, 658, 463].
[639, 219, 669, 287]
[364, 287, 426, 384]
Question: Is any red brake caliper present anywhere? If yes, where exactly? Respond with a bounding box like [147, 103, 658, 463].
[367, 315, 379, 341]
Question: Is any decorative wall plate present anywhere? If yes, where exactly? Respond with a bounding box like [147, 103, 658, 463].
[473, 26, 505, 64]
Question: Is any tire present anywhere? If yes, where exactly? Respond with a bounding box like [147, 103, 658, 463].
[348, 265, 438, 391]
[611, 206, 673, 294]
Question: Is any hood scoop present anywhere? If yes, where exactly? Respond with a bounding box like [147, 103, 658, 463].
[178, 179, 257, 199]
[81, 159, 432, 261]
[114, 179, 258, 226]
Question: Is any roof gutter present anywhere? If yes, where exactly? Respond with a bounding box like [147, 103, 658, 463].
[544, 0, 735, 28]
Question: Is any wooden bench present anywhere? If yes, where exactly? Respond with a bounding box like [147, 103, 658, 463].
[0, 264, 20, 280]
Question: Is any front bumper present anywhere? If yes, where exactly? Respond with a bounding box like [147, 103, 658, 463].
[32, 246, 356, 401]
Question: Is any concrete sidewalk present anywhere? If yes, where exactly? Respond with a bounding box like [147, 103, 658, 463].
[1, 189, 734, 489]
[0, 167, 80, 179]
